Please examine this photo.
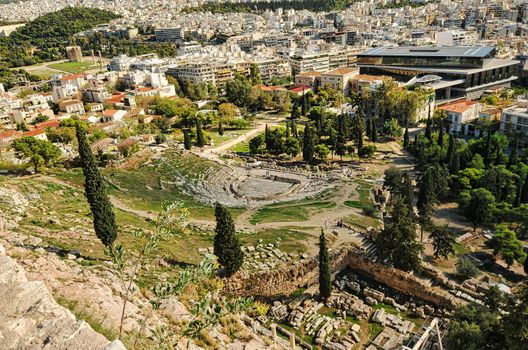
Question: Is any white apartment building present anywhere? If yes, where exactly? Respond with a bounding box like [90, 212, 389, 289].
[500, 103, 528, 147]
[438, 100, 480, 136]
[155, 27, 184, 42]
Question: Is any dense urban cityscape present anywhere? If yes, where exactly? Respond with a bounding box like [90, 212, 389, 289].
[0, 1, 527, 350]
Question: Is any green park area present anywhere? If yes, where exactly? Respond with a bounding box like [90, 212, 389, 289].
[49, 61, 98, 73]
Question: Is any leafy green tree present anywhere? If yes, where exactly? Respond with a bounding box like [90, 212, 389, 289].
[303, 124, 315, 163]
[315, 144, 330, 160]
[358, 145, 376, 158]
[463, 188, 496, 231]
[213, 203, 244, 276]
[486, 224, 526, 268]
[401, 172, 414, 210]
[383, 118, 402, 138]
[501, 282, 528, 349]
[12, 136, 61, 172]
[376, 196, 423, 271]
[46, 126, 76, 144]
[249, 63, 262, 85]
[429, 224, 456, 259]
[456, 256, 480, 280]
[318, 230, 332, 300]
[249, 134, 264, 155]
[284, 137, 301, 157]
[75, 124, 118, 250]
[225, 74, 252, 107]
[484, 285, 505, 313]
[384, 166, 403, 194]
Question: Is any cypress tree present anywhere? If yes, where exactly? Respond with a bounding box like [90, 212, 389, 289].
[403, 127, 410, 149]
[446, 134, 454, 167]
[183, 129, 192, 150]
[303, 124, 315, 163]
[264, 124, 270, 150]
[508, 134, 519, 168]
[218, 122, 224, 136]
[75, 124, 117, 250]
[292, 120, 298, 138]
[401, 172, 414, 210]
[356, 115, 364, 150]
[196, 119, 205, 147]
[371, 119, 377, 143]
[285, 121, 290, 138]
[425, 116, 432, 141]
[301, 92, 307, 116]
[366, 119, 372, 141]
[484, 125, 492, 166]
[213, 203, 244, 277]
[437, 121, 444, 146]
[318, 230, 332, 300]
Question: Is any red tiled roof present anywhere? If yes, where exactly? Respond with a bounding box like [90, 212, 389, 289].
[35, 120, 60, 129]
[103, 109, 119, 117]
[438, 100, 477, 114]
[297, 71, 321, 77]
[288, 85, 312, 93]
[0, 130, 20, 140]
[23, 129, 46, 137]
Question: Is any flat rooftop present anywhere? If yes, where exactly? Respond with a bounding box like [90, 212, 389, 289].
[359, 46, 495, 58]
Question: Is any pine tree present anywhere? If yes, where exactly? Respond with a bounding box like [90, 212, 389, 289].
[213, 203, 244, 276]
[196, 119, 205, 147]
[183, 129, 192, 150]
[375, 196, 423, 271]
[303, 124, 315, 163]
[75, 124, 117, 250]
[403, 127, 410, 149]
[318, 230, 332, 300]
[430, 224, 456, 259]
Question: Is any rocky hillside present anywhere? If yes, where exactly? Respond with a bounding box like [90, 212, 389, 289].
[0, 242, 125, 349]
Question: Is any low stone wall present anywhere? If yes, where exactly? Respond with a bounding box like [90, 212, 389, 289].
[224, 246, 459, 309]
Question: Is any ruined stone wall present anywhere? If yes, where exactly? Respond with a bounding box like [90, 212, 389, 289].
[224, 246, 458, 309]
[223, 246, 354, 298]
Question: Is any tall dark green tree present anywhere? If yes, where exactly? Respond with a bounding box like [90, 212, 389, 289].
[417, 166, 437, 241]
[75, 124, 118, 250]
[213, 203, 244, 276]
[366, 118, 372, 141]
[401, 172, 414, 210]
[183, 129, 192, 150]
[303, 124, 315, 163]
[484, 125, 492, 166]
[218, 121, 224, 136]
[371, 119, 377, 143]
[429, 224, 456, 259]
[425, 116, 432, 141]
[196, 119, 205, 147]
[318, 230, 332, 300]
[376, 196, 423, 271]
[437, 121, 444, 146]
[403, 127, 409, 149]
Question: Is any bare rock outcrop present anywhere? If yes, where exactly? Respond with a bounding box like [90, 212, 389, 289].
[0, 243, 125, 350]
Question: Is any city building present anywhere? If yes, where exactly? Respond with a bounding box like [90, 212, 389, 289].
[500, 102, 528, 147]
[438, 99, 480, 136]
[154, 27, 184, 43]
[357, 46, 520, 101]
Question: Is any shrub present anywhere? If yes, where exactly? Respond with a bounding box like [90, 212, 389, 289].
[456, 256, 480, 280]
[358, 145, 377, 158]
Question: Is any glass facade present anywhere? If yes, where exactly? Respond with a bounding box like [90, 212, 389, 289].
[357, 55, 485, 68]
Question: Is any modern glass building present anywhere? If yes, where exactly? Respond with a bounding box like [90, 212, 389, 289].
[357, 46, 520, 101]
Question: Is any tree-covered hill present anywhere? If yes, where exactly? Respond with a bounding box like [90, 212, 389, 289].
[0, 7, 119, 67]
[183, 0, 358, 14]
